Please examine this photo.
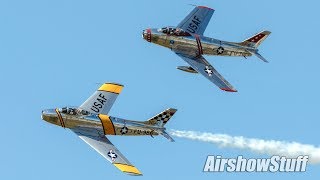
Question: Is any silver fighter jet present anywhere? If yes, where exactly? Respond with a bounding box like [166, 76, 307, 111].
[41, 83, 177, 176]
[143, 6, 271, 92]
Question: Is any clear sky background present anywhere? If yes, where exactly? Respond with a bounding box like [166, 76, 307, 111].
[0, 0, 319, 179]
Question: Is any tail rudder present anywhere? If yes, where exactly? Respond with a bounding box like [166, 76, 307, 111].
[144, 108, 177, 142]
[144, 108, 177, 127]
[240, 30, 271, 48]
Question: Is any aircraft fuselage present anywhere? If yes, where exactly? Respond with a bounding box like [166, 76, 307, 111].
[143, 28, 253, 57]
[41, 108, 160, 136]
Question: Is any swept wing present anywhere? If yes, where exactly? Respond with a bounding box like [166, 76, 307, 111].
[175, 52, 237, 92]
[79, 83, 123, 115]
[177, 6, 214, 35]
[71, 127, 142, 176]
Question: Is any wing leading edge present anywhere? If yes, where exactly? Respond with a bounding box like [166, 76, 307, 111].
[175, 53, 237, 92]
[177, 6, 214, 35]
[71, 127, 142, 176]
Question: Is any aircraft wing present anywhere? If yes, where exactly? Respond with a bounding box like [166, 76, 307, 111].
[79, 83, 123, 115]
[177, 6, 214, 35]
[175, 52, 237, 92]
[71, 127, 142, 176]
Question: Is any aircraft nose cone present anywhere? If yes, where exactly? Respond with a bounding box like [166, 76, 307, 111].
[142, 28, 152, 42]
[41, 109, 56, 121]
[41, 109, 48, 120]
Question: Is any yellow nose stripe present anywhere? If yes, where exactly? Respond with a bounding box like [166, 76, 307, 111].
[98, 83, 123, 94]
[113, 163, 142, 175]
[55, 108, 65, 128]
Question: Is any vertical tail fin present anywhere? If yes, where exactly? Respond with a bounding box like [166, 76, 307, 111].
[240, 30, 271, 48]
[239, 30, 271, 63]
[144, 108, 177, 127]
[144, 108, 177, 142]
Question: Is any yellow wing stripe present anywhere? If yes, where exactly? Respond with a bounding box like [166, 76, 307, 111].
[98, 114, 116, 135]
[98, 83, 123, 94]
[113, 163, 142, 175]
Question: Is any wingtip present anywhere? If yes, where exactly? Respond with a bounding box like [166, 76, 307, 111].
[220, 88, 238, 92]
[98, 83, 124, 94]
[127, 172, 143, 176]
[113, 163, 142, 176]
[198, 6, 214, 10]
[104, 82, 124, 87]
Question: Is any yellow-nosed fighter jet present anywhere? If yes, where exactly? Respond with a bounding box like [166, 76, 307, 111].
[42, 83, 177, 176]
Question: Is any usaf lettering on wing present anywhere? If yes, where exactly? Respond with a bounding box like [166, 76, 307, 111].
[187, 15, 202, 33]
[90, 93, 107, 113]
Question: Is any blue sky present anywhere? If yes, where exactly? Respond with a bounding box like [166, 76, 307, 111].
[0, 0, 319, 179]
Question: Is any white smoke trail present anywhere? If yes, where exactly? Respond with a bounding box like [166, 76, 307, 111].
[169, 129, 320, 164]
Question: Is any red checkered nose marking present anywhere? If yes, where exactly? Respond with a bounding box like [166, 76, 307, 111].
[146, 28, 152, 42]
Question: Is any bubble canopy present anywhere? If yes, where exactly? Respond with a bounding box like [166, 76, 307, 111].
[59, 107, 90, 115]
[158, 26, 191, 36]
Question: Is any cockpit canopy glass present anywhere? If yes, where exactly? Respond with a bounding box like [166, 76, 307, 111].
[60, 107, 90, 116]
[158, 27, 191, 36]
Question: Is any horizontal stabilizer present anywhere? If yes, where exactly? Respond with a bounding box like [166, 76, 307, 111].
[254, 51, 269, 63]
[247, 49, 269, 63]
[160, 130, 175, 142]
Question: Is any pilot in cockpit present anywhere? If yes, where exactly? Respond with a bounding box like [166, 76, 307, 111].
[159, 27, 175, 34]
[60, 107, 89, 116]
[158, 27, 190, 36]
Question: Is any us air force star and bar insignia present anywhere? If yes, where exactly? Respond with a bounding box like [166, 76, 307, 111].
[217, 47, 224, 54]
[120, 126, 128, 135]
[107, 150, 118, 162]
[204, 66, 213, 76]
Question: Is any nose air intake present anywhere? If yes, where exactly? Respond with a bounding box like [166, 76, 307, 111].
[146, 28, 151, 42]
